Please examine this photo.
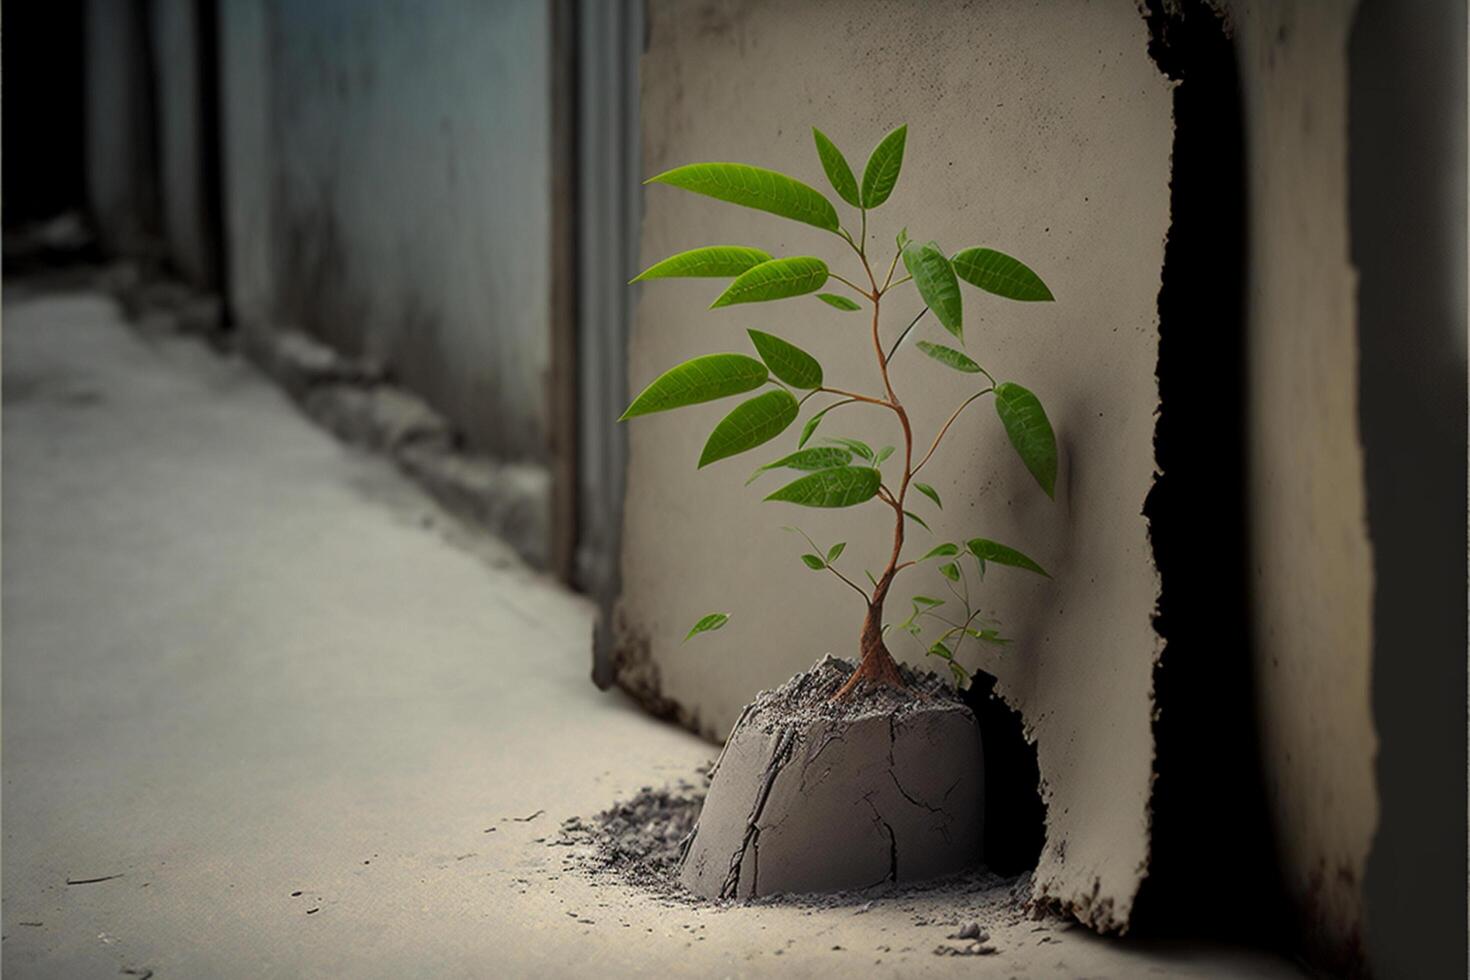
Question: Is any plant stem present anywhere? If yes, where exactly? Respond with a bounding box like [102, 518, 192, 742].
[912, 387, 994, 476]
[833, 239, 915, 700]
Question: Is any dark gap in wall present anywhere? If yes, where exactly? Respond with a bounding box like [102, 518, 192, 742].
[962, 673, 1044, 876]
[1132, 0, 1288, 948]
[1350, 1, 1469, 976]
[2, 1, 87, 227]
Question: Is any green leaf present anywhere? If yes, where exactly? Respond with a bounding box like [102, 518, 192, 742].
[966, 627, 1011, 645]
[966, 538, 1051, 577]
[684, 612, 729, 642]
[647, 162, 840, 232]
[896, 226, 910, 250]
[949, 661, 970, 687]
[874, 445, 895, 465]
[620, 353, 768, 419]
[800, 553, 826, 570]
[745, 446, 853, 485]
[903, 242, 963, 341]
[904, 509, 932, 532]
[631, 245, 773, 282]
[711, 257, 829, 308]
[994, 381, 1058, 498]
[812, 128, 862, 209]
[765, 466, 882, 508]
[747, 329, 823, 388]
[817, 292, 862, 311]
[913, 482, 943, 510]
[951, 247, 1054, 302]
[699, 389, 800, 468]
[938, 561, 960, 581]
[865, 569, 880, 589]
[823, 437, 874, 461]
[911, 595, 945, 607]
[921, 542, 959, 560]
[915, 341, 982, 373]
[827, 542, 846, 562]
[860, 124, 907, 208]
[928, 640, 954, 660]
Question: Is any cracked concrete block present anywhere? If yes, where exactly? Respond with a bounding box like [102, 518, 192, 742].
[679, 658, 982, 899]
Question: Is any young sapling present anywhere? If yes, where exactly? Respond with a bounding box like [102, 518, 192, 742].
[622, 124, 1057, 698]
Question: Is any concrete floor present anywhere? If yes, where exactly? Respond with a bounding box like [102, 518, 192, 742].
[1, 287, 1303, 978]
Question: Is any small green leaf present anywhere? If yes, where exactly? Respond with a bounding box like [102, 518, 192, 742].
[746, 446, 853, 485]
[874, 445, 895, 465]
[620, 353, 768, 419]
[966, 627, 1011, 645]
[928, 640, 954, 660]
[994, 382, 1058, 498]
[911, 595, 945, 607]
[966, 538, 1051, 577]
[896, 226, 910, 250]
[712, 257, 829, 308]
[699, 389, 800, 468]
[903, 242, 963, 341]
[631, 245, 773, 282]
[798, 412, 825, 448]
[823, 436, 874, 461]
[765, 466, 882, 508]
[938, 561, 960, 581]
[812, 128, 862, 209]
[915, 341, 982, 374]
[913, 482, 943, 510]
[921, 543, 959, 560]
[827, 541, 846, 563]
[951, 247, 1054, 302]
[860, 124, 907, 208]
[800, 553, 826, 570]
[684, 612, 729, 642]
[647, 162, 840, 232]
[949, 662, 970, 687]
[904, 509, 932, 532]
[817, 292, 862, 311]
[747, 329, 823, 388]
[865, 570, 880, 589]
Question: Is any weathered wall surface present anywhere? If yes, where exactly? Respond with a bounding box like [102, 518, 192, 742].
[1226, 0, 1378, 967]
[616, 0, 1171, 931]
[263, 0, 552, 462]
[150, 0, 216, 287]
[83, 0, 157, 256]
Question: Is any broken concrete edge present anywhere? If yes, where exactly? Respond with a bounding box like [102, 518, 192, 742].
[606, 608, 722, 743]
[96, 263, 552, 570]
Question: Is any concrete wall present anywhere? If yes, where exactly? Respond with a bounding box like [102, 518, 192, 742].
[1227, 0, 1378, 967]
[150, 0, 216, 287]
[615, 0, 1172, 932]
[83, 0, 158, 256]
[262, 0, 552, 462]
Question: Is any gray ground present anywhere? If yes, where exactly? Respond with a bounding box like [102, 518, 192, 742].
[1, 287, 1302, 977]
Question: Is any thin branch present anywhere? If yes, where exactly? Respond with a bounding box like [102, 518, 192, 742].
[828, 273, 874, 299]
[881, 247, 903, 292]
[912, 387, 995, 476]
[883, 274, 913, 293]
[818, 385, 893, 409]
[885, 308, 929, 362]
[827, 564, 872, 604]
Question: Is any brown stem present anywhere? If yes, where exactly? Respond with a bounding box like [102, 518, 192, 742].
[832, 251, 914, 700]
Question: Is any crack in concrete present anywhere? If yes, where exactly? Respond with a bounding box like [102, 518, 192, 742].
[719, 725, 796, 900]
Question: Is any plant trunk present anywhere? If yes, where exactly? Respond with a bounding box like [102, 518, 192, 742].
[833, 570, 906, 699]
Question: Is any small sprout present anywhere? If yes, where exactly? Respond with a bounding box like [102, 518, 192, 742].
[800, 554, 826, 570]
[938, 562, 961, 582]
[827, 542, 846, 563]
